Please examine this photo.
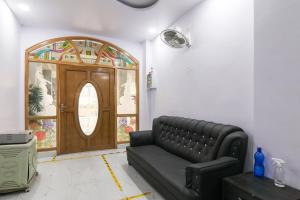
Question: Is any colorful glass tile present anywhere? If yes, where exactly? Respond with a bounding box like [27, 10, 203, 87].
[29, 40, 78, 62]
[72, 40, 103, 64]
[29, 119, 56, 149]
[100, 46, 136, 68]
[117, 116, 136, 143]
[61, 48, 79, 62]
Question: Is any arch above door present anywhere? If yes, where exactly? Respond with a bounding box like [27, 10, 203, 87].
[25, 36, 139, 152]
[26, 36, 139, 68]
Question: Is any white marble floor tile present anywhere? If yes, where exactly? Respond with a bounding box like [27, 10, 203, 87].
[0, 149, 165, 200]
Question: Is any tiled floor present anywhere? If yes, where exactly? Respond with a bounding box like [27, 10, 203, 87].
[0, 149, 165, 200]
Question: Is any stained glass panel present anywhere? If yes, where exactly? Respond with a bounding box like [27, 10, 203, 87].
[29, 119, 56, 149]
[72, 40, 103, 64]
[100, 46, 136, 68]
[61, 48, 79, 62]
[99, 56, 114, 66]
[28, 62, 57, 117]
[117, 117, 136, 142]
[29, 40, 78, 62]
[117, 69, 136, 114]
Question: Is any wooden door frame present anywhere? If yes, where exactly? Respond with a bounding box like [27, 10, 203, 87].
[24, 36, 139, 152]
[58, 64, 116, 154]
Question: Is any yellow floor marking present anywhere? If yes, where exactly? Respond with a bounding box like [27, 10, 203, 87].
[101, 154, 123, 192]
[52, 155, 56, 161]
[121, 192, 151, 200]
[39, 154, 99, 164]
[38, 151, 126, 164]
[38, 150, 151, 200]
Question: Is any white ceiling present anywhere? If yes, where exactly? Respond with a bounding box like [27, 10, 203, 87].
[5, 0, 201, 42]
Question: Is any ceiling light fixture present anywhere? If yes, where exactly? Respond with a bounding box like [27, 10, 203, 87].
[18, 3, 30, 12]
[117, 0, 159, 9]
[148, 28, 158, 34]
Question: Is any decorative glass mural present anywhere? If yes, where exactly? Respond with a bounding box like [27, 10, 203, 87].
[117, 69, 136, 114]
[78, 83, 99, 136]
[29, 40, 78, 62]
[73, 40, 103, 64]
[117, 117, 136, 142]
[100, 46, 136, 68]
[29, 119, 56, 149]
[28, 62, 57, 117]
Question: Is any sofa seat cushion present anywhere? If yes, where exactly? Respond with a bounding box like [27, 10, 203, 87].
[127, 145, 200, 200]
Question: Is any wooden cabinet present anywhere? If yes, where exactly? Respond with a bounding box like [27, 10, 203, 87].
[223, 172, 300, 200]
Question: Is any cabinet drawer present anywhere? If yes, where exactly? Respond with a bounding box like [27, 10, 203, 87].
[223, 181, 255, 200]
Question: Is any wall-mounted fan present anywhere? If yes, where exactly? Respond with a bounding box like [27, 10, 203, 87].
[160, 27, 191, 48]
[117, 0, 159, 8]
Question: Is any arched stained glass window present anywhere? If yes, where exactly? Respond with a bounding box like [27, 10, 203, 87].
[27, 37, 138, 68]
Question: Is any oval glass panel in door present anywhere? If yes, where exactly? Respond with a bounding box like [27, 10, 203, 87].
[78, 83, 99, 136]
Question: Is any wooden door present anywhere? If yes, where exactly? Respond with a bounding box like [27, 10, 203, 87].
[59, 65, 116, 154]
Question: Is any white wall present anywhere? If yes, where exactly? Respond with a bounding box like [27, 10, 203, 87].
[0, 0, 21, 131]
[4, 0, 300, 189]
[20, 27, 150, 130]
[141, 40, 153, 129]
[254, 0, 300, 189]
[149, 0, 254, 168]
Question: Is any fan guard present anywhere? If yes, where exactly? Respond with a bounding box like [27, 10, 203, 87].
[160, 28, 191, 48]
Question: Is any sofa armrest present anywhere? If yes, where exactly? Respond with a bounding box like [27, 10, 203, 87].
[130, 130, 154, 147]
[217, 131, 248, 171]
[186, 157, 241, 200]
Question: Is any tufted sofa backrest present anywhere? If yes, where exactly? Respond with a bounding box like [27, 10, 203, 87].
[152, 116, 243, 163]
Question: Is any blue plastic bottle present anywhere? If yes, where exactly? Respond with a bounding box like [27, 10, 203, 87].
[254, 147, 265, 178]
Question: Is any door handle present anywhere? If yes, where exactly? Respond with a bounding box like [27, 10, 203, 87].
[60, 104, 66, 112]
[60, 104, 73, 112]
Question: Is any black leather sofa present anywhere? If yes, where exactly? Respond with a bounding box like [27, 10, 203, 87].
[126, 116, 248, 200]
